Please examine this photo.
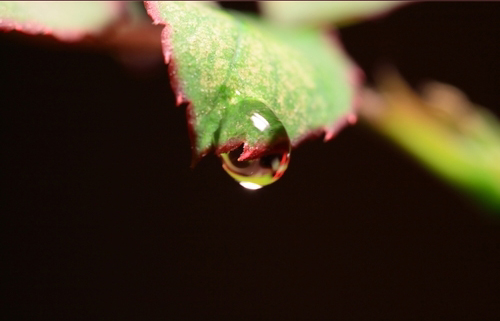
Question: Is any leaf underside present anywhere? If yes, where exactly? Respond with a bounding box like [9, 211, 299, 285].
[146, 1, 361, 160]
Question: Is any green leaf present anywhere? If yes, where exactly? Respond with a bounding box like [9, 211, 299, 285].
[0, 1, 123, 40]
[260, 1, 405, 27]
[146, 1, 360, 160]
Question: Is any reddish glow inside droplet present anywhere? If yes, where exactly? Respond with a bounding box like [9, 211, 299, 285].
[221, 144, 291, 189]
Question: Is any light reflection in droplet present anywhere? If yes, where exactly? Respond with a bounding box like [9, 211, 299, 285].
[251, 113, 270, 131]
[239, 182, 263, 190]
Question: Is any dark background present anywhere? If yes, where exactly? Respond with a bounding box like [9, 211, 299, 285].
[2, 2, 499, 320]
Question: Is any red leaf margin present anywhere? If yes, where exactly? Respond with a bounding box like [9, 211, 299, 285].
[145, 1, 204, 165]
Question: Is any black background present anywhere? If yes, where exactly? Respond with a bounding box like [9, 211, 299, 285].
[2, 2, 500, 320]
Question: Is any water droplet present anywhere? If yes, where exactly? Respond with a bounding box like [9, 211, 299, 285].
[217, 101, 291, 189]
[221, 143, 290, 189]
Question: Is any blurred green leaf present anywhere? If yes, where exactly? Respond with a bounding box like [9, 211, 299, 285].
[0, 1, 123, 40]
[260, 1, 405, 27]
[361, 71, 500, 210]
